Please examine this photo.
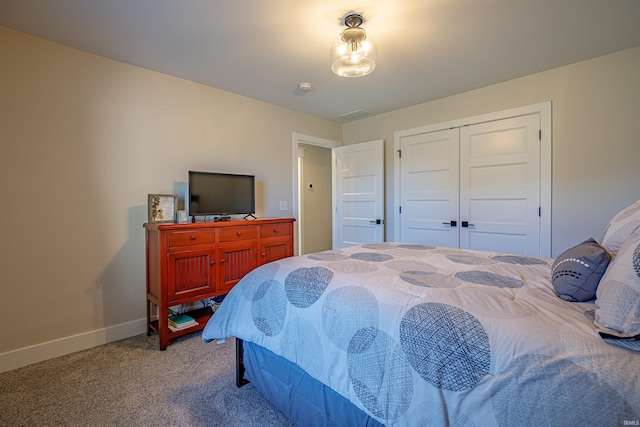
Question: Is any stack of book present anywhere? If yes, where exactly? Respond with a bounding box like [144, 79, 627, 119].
[168, 313, 199, 331]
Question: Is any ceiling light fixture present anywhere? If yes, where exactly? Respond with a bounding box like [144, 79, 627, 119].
[330, 13, 377, 78]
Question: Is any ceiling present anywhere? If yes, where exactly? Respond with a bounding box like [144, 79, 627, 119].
[2, 0, 640, 122]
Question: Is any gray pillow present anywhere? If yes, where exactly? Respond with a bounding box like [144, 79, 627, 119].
[551, 238, 611, 302]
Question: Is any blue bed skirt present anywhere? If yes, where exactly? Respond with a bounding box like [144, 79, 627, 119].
[242, 340, 383, 427]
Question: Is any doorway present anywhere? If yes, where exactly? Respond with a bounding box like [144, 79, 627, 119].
[292, 134, 386, 254]
[292, 133, 341, 256]
[298, 143, 333, 254]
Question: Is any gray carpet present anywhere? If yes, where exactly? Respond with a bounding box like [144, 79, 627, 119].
[0, 333, 295, 426]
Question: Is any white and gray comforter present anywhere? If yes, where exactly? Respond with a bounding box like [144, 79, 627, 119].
[203, 243, 639, 426]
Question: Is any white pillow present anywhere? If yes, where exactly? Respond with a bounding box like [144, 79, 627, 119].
[600, 199, 640, 256]
[594, 225, 640, 339]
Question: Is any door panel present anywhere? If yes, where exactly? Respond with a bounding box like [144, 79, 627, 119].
[218, 242, 256, 293]
[166, 249, 215, 301]
[460, 114, 541, 255]
[399, 128, 460, 247]
[333, 140, 384, 248]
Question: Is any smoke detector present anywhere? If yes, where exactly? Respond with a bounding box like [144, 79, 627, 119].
[297, 82, 313, 92]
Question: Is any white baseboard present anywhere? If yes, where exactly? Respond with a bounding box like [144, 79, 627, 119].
[0, 318, 147, 373]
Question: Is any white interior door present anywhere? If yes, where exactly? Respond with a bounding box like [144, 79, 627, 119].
[459, 114, 541, 255]
[399, 128, 460, 247]
[333, 140, 385, 248]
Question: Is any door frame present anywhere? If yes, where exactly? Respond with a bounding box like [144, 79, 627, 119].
[393, 101, 552, 256]
[292, 133, 341, 255]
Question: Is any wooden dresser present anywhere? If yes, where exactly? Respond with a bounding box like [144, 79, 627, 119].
[144, 218, 295, 350]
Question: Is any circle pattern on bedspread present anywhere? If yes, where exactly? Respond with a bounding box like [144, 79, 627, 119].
[400, 303, 490, 391]
[251, 279, 287, 336]
[281, 317, 323, 376]
[491, 354, 638, 426]
[347, 327, 413, 421]
[362, 243, 397, 250]
[307, 251, 348, 261]
[455, 271, 523, 288]
[448, 255, 497, 265]
[398, 244, 436, 250]
[400, 271, 462, 288]
[584, 309, 596, 323]
[350, 252, 394, 262]
[238, 262, 280, 300]
[284, 267, 333, 308]
[322, 286, 379, 351]
[327, 260, 379, 274]
[492, 255, 548, 265]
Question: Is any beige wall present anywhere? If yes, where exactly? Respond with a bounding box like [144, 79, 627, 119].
[343, 46, 640, 256]
[299, 144, 332, 254]
[0, 27, 341, 357]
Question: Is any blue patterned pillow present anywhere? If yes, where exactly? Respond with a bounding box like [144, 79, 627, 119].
[551, 238, 611, 302]
[595, 226, 640, 339]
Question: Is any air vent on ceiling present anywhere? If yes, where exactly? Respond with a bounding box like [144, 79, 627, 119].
[338, 109, 371, 121]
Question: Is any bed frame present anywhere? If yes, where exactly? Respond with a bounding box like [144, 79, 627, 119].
[235, 338, 249, 388]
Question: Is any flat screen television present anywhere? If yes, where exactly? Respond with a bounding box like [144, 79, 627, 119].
[188, 171, 255, 217]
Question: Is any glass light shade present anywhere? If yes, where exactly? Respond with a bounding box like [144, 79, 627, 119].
[330, 27, 377, 78]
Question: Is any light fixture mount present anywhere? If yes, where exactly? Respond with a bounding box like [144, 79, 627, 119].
[343, 13, 363, 28]
[330, 13, 377, 78]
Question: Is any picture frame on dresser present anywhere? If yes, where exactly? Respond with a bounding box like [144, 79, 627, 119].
[176, 210, 189, 224]
[147, 194, 177, 224]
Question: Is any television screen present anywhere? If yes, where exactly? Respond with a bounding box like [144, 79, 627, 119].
[188, 171, 255, 217]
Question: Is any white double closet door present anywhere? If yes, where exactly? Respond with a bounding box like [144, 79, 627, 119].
[399, 113, 543, 256]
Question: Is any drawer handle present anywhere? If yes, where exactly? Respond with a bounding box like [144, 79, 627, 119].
[210, 261, 216, 265]
[189, 235, 196, 240]
[273, 229, 279, 233]
[236, 232, 242, 236]
[220, 259, 226, 263]
[262, 253, 266, 257]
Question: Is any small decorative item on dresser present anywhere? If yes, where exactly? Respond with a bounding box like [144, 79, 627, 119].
[147, 194, 177, 223]
[176, 210, 189, 224]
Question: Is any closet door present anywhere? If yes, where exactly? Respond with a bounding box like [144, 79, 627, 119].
[459, 114, 541, 255]
[399, 128, 460, 247]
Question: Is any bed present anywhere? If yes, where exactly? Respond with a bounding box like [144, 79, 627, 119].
[203, 201, 640, 426]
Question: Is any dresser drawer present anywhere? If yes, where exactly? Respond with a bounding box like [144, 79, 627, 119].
[260, 223, 292, 238]
[167, 229, 216, 247]
[219, 225, 257, 242]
